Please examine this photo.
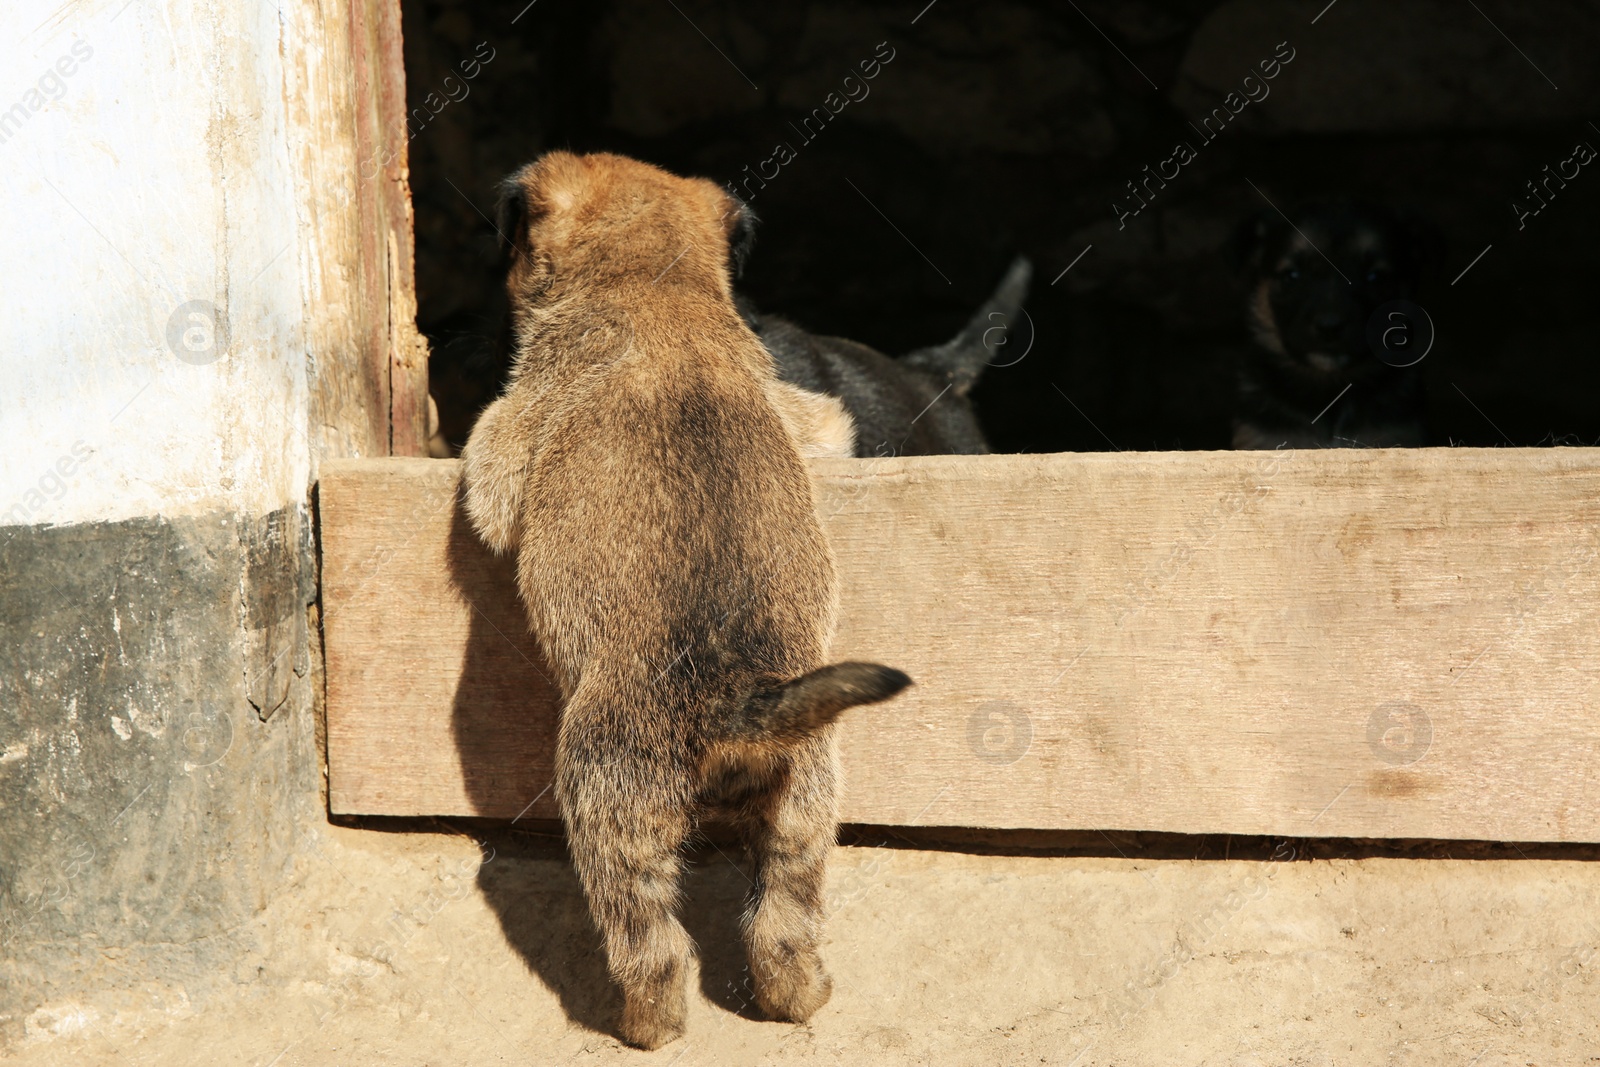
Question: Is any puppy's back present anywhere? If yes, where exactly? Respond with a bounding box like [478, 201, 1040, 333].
[511, 313, 836, 720]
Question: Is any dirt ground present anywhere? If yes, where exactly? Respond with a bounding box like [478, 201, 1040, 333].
[11, 820, 1600, 1066]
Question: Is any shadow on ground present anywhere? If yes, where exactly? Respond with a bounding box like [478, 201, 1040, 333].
[470, 829, 767, 1035]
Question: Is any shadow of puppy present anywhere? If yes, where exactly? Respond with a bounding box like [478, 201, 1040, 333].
[467, 826, 770, 1040]
[457, 151, 911, 1050]
[744, 257, 1033, 456]
[476, 832, 623, 1034]
[1230, 200, 1439, 449]
[442, 494, 614, 1032]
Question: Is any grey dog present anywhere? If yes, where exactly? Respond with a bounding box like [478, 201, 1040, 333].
[740, 257, 1032, 457]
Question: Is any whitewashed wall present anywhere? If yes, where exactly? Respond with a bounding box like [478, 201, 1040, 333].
[0, 0, 417, 1045]
[0, 0, 314, 527]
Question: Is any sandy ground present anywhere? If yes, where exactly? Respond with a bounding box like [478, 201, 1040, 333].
[11, 821, 1600, 1066]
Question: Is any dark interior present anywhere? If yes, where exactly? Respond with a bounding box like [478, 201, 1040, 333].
[403, 0, 1600, 454]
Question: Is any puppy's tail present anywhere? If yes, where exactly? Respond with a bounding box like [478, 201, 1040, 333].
[903, 255, 1033, 395]
[722, 662, 912, 744]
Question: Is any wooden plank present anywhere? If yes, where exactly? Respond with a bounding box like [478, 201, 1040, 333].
[372, 0, 430, 458]
[281, 0, 427, 459]
[319, 451, 1600, 841]
[282, 0, 387, 457]
[344, 0, 429, 458]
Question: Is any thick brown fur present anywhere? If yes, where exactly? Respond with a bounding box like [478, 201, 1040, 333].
[459, 151, 911, 1050]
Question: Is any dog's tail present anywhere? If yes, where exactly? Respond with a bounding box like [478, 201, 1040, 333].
[902, 255, 1033, 395]
[720, 662, 912, 743]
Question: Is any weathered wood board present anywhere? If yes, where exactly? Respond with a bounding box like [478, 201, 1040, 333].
[320, 451, 1600, 840]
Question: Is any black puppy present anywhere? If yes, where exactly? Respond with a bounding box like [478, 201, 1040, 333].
[1231, 201, 1436, 449]
[742, 257, 1032, 457]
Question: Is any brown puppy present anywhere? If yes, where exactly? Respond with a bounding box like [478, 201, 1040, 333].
[459, 151, 911, 1049]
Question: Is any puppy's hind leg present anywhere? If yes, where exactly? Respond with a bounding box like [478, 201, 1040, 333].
[720, 663, 909, 1021]
[732, 732, 840, 1023]
[558, 737, 695, 1049]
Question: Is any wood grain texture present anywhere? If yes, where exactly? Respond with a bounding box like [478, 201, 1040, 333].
[282, 0, 385, 458]
[373, 2, 430, 459]
[281, 0, 428, 460]
[320, 450, 1600, 840]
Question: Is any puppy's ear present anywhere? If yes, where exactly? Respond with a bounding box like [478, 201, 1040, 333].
[1228, 208, 1276, 275]
[495, 154, 580, 263]
[495, 168, 532, 263]
[723, 191, 759, 279]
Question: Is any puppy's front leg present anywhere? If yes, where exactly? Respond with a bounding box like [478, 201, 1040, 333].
[460, 395, 535, 555]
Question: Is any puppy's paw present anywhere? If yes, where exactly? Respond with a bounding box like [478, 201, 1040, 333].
[458, 397, 524, 555]
[754, 950, 833, 1023]
[619, 980, 688, 1050]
